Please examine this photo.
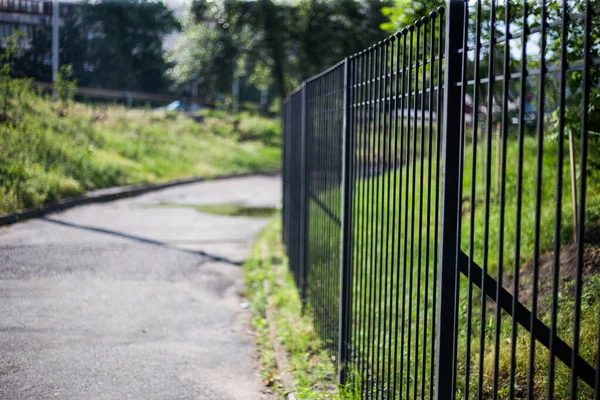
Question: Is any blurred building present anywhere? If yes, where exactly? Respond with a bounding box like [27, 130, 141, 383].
[0, 0, 72, 49]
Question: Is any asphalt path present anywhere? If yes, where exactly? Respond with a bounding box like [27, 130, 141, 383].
[0, 174, 281, 400]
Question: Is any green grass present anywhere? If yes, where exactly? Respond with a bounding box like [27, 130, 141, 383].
[0, 80, 281, 214]
[305, 127, 600, 399]
[243, 218, 360, 399]
[455, 132, 600, 399]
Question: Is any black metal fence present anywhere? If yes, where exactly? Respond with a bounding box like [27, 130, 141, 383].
[282, 0, 600, 398]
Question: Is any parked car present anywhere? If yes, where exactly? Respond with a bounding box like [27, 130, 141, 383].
[154, 100, 204, 112]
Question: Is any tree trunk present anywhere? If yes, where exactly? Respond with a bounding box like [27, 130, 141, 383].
[260, 0, 286, 101]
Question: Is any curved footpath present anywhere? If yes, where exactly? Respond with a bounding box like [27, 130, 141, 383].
[0, 174, 280, 400]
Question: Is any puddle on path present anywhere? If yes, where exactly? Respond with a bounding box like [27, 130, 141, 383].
[157, 203, 278, 218]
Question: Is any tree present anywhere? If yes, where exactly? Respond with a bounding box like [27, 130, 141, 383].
[168, 11, 236, 101]
[544, 0, 600, 175]
[79, 0, 179, 93]
[12, 26, 51, 82]
[174, 0, 295, 100]
[14, 0, 178, 93]
[0, 33, 21, 120]
[169, 0, 391, 102]
[380, 0, 443, 33]
[297, 0, 391, 80]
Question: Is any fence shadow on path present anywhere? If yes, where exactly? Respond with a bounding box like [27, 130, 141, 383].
[41, 217, 244, 267]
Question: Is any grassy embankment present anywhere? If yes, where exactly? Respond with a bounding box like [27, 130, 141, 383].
[243, 218, 361, 399]
[241, 127, 598, 399]
[344, 131, 600, 399]
[0, 82, 281, 214]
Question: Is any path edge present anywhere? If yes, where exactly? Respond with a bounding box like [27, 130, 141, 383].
[263, 280, 298, 400]
[0, 170, 280, 227]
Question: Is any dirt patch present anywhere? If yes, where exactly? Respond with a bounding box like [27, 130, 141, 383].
[503, 224, 600, 312]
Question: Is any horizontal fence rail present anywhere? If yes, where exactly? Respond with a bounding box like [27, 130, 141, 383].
[281, 0, 600, 399]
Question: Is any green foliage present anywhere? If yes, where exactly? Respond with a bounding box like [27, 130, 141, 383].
[0, 49, 12, 121]
[171, 0, 392, 100]
[0, 32, 25, 120]
[12, 25, 51, 82]
[15, 0, 178, 93]
[540, 0, 600, 177]
[0, 86, 280, 214]
[237, 113, 280, 144]
[55, 65, 78, 104]
[380, 0, 443, 32]
[168, 14, 236, 101]
[243, 219, 361, 399]
[200, 109, 281, 144]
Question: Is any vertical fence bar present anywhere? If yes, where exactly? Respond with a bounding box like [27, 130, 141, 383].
[401, 27, 414, 400]
[339, 57, 353, 385]
[465, 0, 482, 395]
[281, 99, 287, 246]
[288, 95, 293, 254]
[386, 33, 399, 398]
[356, 50, 368, 388]
[492, 0, 511, 397]
[380, 38, 392, 399]
[571, 1, 592, 398]
[479, 0, 496, 397]
[433, 9, 445, 398]
[422, 14, 435, 399]
[367, 45, 377, 397]
[403, 26, 414, 400]
[548, 1, 568, 397]
[299, 84, 308, 303]
[412, 20, 423, 400]
[377, 38, 388, 399]
[527, 0, 547, 395]
[435, 1, 465, 400]
[508, 1, 527, 397]
[392, 29, 407, 398]
[362, 46, 374, 391]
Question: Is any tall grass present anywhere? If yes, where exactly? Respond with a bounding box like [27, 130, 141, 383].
[0, 82, 281, 214]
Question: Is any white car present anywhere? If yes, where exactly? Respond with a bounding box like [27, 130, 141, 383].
[155, 100, 204, 112]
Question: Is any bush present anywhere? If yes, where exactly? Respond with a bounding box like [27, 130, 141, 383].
[237, 114, 280, 145]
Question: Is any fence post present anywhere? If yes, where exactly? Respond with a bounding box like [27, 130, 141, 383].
[282, 98, 290, 248]
[283, 98, 291, 248]
[338, 57, 354, 384]
[299, 84, 308, 303]
[435, 1, 465, 399]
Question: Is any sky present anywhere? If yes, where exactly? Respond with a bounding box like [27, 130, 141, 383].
[162, 0, 187, 18]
